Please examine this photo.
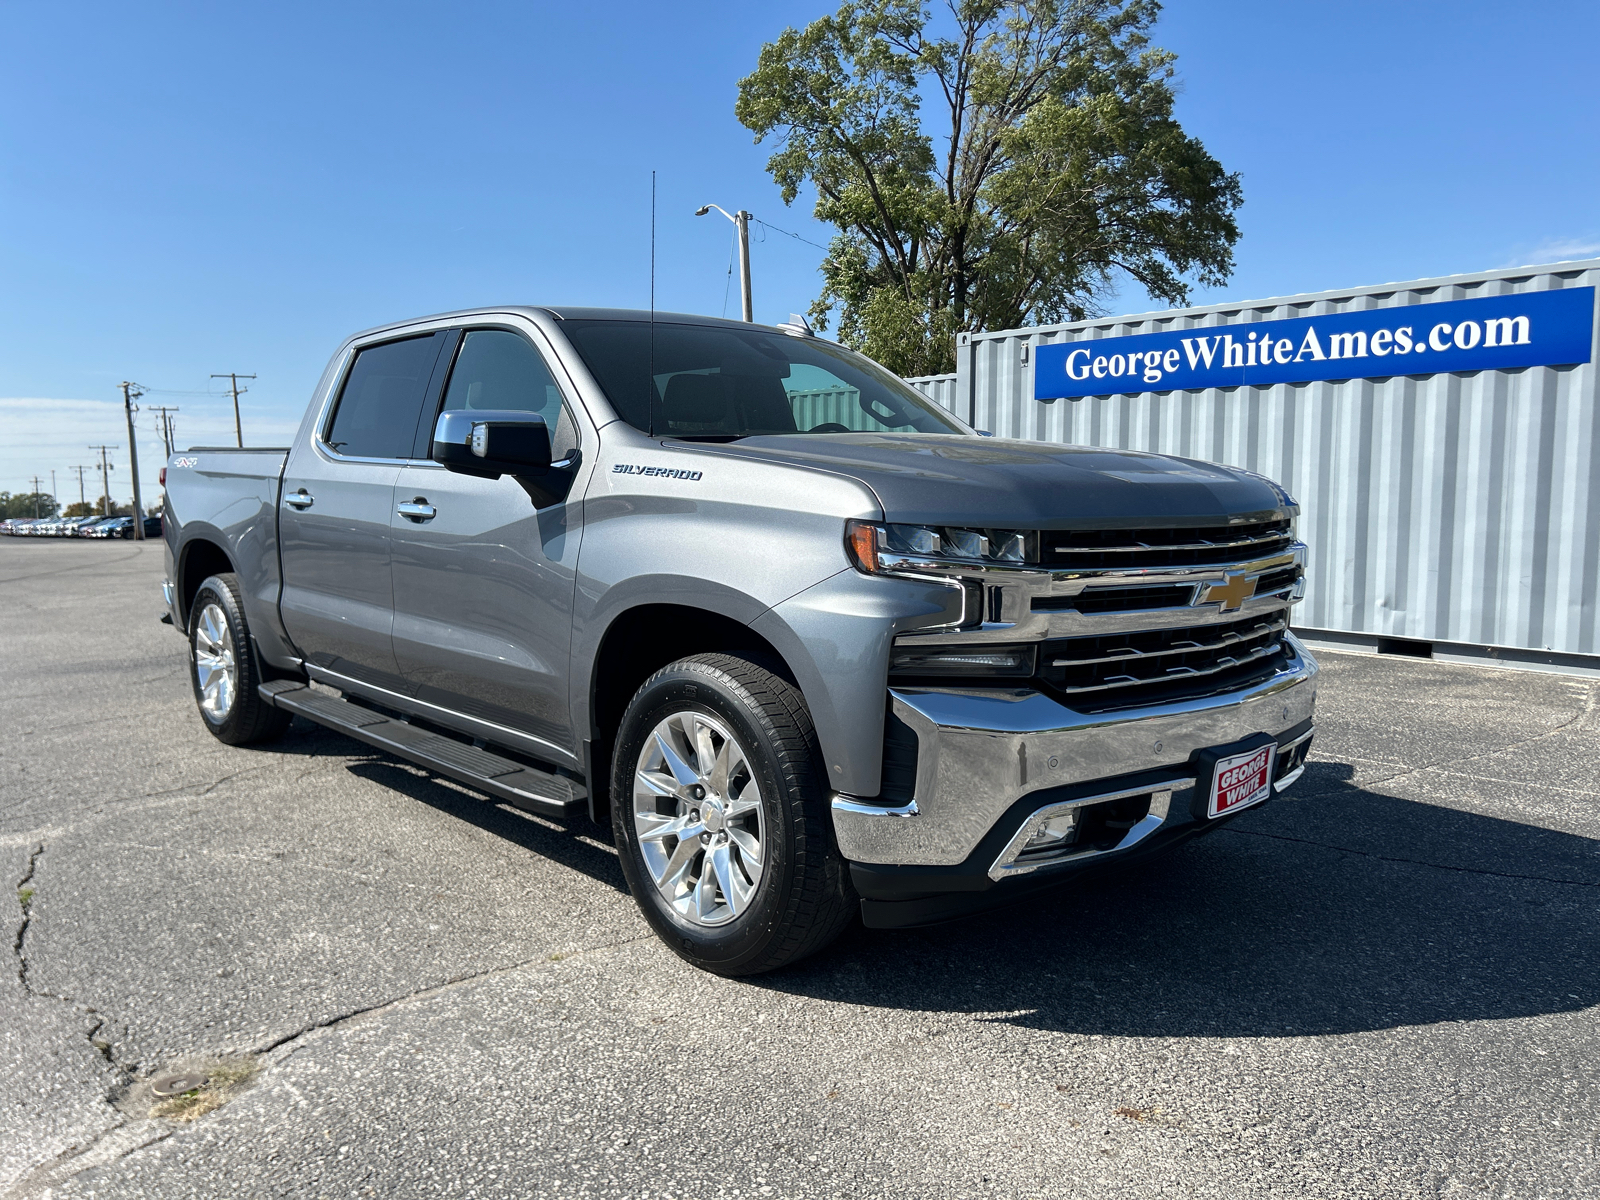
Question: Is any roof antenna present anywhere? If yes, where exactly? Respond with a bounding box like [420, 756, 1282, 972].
[648, 169, 657, 438]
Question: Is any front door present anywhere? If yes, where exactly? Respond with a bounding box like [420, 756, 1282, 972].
[279, 330, 451, 692]
[389, 326, 585, 762]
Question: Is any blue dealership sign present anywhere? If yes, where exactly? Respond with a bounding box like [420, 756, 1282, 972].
[1034, 287, 1595, 399]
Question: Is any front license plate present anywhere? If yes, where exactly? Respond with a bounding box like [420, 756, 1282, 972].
[1208, 744, 1276, 818]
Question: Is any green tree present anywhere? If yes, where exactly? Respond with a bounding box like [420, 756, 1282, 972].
[736, 0, 1242, 376]
[0, 491, 59, 519]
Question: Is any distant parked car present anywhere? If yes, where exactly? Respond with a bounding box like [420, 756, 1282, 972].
[80, 517, 122, 538]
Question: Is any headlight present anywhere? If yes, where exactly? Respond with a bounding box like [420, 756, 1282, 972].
[889, 644, 1036, 677]
[845, 520, 1033, 576]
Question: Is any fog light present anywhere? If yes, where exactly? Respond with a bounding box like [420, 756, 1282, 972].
[1021, 812, 1078, 854]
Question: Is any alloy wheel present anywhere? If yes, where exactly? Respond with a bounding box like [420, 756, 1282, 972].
[632, 710, 765, 927]
[194, 602, 237, 722]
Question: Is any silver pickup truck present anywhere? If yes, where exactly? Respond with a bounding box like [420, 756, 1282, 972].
[161, 306, 1317, 974]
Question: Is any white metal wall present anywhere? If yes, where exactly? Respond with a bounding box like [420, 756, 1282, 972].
[947, 260, 1600, 658]
[904, 373, 959, 413]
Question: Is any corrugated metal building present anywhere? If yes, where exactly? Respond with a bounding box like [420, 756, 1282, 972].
[904, 260, 1600, 676]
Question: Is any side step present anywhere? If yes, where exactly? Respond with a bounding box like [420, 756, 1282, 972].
[260, 681, 585, 819]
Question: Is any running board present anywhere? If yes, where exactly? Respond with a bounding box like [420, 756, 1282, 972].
[260, 681, 585, 818]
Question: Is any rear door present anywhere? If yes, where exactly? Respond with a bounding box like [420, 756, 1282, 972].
[389, 324, 586, 761]
[279, 330, 453, 692]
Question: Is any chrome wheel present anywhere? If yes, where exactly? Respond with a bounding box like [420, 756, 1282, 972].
[193, 602, 237, 723]
[632, 710, 765, 927]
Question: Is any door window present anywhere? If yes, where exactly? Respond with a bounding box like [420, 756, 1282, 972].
[325, 334, 446, 460]
[438, 330, 579, 459]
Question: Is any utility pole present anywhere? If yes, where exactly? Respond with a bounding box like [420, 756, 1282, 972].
[694, 204, 753, 322]
[71, 465, 89, 511]
[89, 445, 117, 517]
[29, 476, 42, 519]
[211, 373, 255, 447]
[150, 405, 180, 457]
[121, 382, 147, 539]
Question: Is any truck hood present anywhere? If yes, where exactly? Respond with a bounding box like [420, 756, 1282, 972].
[704, 433, 1293, 528]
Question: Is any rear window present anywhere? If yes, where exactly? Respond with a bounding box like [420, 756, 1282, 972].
[325, 333, 446, 459]
[559, 320, 963, 439]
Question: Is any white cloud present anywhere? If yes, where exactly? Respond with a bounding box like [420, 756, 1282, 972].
[1499, 237, 1600, 269]
[0, 397, 299, 504]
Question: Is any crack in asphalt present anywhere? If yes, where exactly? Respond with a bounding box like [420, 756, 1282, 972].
[6, 842, 165, 1200]
[12, 841, 138, 1074]
[0, 761, 277, 825]
[258, 930, 657, 1060]
[13, 842, 43, 989]
[1225, 826, 1600, 888]
[0, 929, 655, 1199]
[2, 1118, 173, 1200]
[6, 831, 650, 1200]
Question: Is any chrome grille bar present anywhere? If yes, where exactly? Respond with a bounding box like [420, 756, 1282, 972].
[1056, 639, 1282, 696]
[1050, 531, 1291, 556]
[1050, 618, 1288, 669]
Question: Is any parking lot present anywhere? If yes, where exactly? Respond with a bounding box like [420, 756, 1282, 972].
[3, 537, 1596, 1199]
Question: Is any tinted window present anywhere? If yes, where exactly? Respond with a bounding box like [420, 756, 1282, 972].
[326, 334, 443, 459]
[438, 329, 578, 458]
[560, 320, 963, 439]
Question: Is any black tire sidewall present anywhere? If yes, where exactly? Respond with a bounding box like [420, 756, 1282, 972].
[611, 661, 806, 972]
[187, 575, 262, 743]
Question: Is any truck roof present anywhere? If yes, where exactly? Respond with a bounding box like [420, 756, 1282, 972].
[346, 305, 794, 344]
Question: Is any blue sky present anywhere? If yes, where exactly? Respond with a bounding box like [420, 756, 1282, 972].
[4, 0, 1597, 499]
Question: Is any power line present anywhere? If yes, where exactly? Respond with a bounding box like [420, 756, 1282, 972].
[149, 406, 180, 457]
[721, 224, 737, 319]
[751, 217, 831, 252]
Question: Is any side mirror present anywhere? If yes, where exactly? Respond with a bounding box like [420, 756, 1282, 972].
[432, 410, 553, 479]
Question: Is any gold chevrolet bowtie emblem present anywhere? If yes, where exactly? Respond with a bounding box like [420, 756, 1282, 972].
[1200, 571, 1258, 612]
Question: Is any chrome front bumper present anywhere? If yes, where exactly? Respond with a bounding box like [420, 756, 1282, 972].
[831, 633, 1319, 868]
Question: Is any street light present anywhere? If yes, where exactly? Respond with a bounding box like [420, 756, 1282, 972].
[695, 204, 753, 322]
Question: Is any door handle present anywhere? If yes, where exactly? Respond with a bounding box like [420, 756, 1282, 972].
[397, 499, 437, 521]
[284, 490, 314, 509]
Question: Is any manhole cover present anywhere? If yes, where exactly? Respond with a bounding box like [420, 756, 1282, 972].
[150, 1073, 207, 1097]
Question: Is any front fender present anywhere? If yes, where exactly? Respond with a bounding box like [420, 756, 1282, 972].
[751, 569, 961, 798]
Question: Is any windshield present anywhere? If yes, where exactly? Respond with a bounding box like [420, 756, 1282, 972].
[559, 320, 965, 439]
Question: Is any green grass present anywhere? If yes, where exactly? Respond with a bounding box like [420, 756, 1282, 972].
[150, 1059, 262, 1123]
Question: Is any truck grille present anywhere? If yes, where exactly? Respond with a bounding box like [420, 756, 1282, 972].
[1039, 519, 1294, 570]
[1030, 519, 1303, 710]
[1040, 611, 1292, 711]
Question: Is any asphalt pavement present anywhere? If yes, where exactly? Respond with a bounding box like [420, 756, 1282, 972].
[3, 538, 1596, 1198]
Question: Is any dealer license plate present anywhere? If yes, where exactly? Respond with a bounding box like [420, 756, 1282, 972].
[1207, 744, 1276, 818]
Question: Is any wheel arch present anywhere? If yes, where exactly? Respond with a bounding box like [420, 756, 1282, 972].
[176, 535, 235, 629]
[585, 602, 800, 828]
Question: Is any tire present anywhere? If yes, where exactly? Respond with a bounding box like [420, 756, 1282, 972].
[188, 573, 292, 746]
[612, 654, 855, 976]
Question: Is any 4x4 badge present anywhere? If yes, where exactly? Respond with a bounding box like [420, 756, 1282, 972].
[1198, 570, 1257, 612]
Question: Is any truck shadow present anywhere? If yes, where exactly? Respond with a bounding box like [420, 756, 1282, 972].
[762, 759, 1600, 1038]
[266, 717, 630, 894]
[344, 759, 628, 895]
